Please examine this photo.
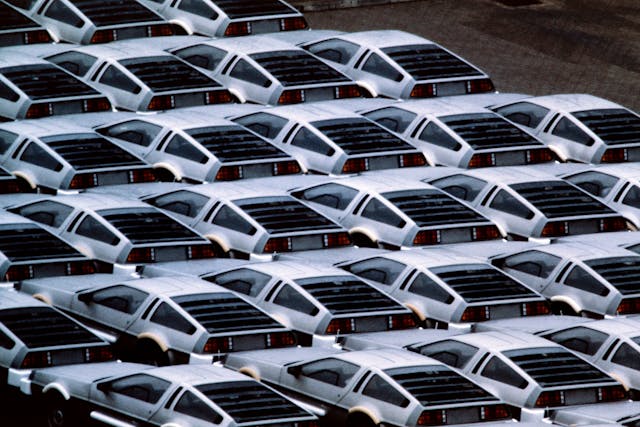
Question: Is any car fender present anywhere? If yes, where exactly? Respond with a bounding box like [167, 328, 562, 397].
[549, 295, 582, 314]
[32, 293, 52, 305]
[43, 383, 70, 400]
[349, 227, 378, 245]
[152, 162, 181, 181]
[238, 366, 260, 381]
[12, 171, 36, 190]
[348, 406, 381, 425]
[204, 234, 230, 254]
[227, 88, 246, 104]
[356, 81, 377, 98]
[136, 332, 168, 352]
[404, 303, 426, 321]
[169, 19, 192, 35]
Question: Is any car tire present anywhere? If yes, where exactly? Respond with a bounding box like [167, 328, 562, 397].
[135, 340, 170, 366]
[45, 394, 80, 427]
[347, 413, 377, 427]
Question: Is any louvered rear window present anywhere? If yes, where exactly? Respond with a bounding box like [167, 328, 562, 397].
[313, 118, 415, 154]
[585, 256, 640, 295]
[212, 0, 296, 18]
[99, 208, 203, 243]
[440, 113, 542, 149]
[250, 50, 348, 86]
[573, 108, 640, 146]
[185, 125, 287, 161]
[0, 2, 40, 30]
[382, 44, 483, 81]
[1, 64, 98, 100]
[69, 0, 160, 25]
[120, 57, 220, 91]
[0, 224, 80, 261]
[41, 134, 143, 170]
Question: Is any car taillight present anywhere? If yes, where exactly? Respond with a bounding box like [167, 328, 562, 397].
[400, 153, 427, 167]
[600, 217, 628, 232]
[266, 332, 296, 348]
[598, 386, 628, 402]
[526, 148, 555, 164]
[90, 29, 116, 44]
[617, 297, 640, 314]
[66, 261, 98, 276]
[148, 95, 175, 111]
[273, 161, 301, 176]
[224, 22, 251, 37]
[129, 169, 156, 184]
[188, 245, 216, 260]
[461, 306, 490, 322]
[467, 79, 495, 94]
[480, 404, 510, 421]
[541, 221, 568, 237]
[324, 232, 351, 248]
[325, 318, 355, 334]
[25, 103, 52, 119]
[263, 237, 292, 253]
[413, 230, 440, 245]
[126, 248, 155, 263]
[521, 301, 551, 316]
[278, 89, 304, 105]
[203, 337, 232, 353]
[148, 24, 174, 37]
[21, 351, 50, 369]
[24, 30, 52, 44]
[410, 83, 436, 98]
[69, 173, 97, 189]
[417, 409, 446, 426]
[84, 97, 112, 112]
[206, 90, 234, 105]
[601, 148, 628, 163]
[472, 225, 501, 241]
[280, 17, 308, 31]
[334, 85, 362, 99]
[388, 314, 417, 330]
[342, 158, 369, 173]
[86, 346, 114, 362]
[215, 165, 242, 181]
[535, 390, 564, 408]
[468, 153, 496, 168]
[5, 265, 33, 281]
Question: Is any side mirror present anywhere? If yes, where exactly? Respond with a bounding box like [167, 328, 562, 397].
[78, 292, 93, 304]
[287, 365, 302, 378]
[96, 381, 110, 393]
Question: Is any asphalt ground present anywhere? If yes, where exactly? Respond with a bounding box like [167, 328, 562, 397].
[303, 0, 640, 111]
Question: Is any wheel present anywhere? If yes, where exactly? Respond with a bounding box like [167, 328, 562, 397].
[347, 413, 377, 427]
[45, 394, 80, 427]
[350, 232, 376, 248]
[135, 340, 170, 366]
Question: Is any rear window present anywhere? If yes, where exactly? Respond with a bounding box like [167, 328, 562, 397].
[1, 64, 98, 100]
[120, 57, 219, 91]
[381, 44, 483, 80]
[250, 50, 347, 86]
[312, 118, 414, 155]
[572, 108, 640, 146]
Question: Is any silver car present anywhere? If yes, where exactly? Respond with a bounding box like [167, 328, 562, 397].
[8, 193, 216, 265]
[299, 30, 494, 99]
[172, 35, 362, 105]
[225, 347, 513, 427]
[4, 0, 176, 44]
[291, 174, 501, 249]
[0, 2, 53, 46]
[232, 103, 427, 174]
[95, 107, 302, 183]
[44, 41, 233, 112]
[551, 401, 640, 427]
[140, 0, 307, 37]
[27, 362, 318, 427]
[0, 117, 156, 192]
[492, 94, 640, 164]
[0, 52, 112, 120]
[17, 273, 297, 365]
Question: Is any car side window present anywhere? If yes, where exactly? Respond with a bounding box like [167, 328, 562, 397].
[106, 374, 171, 404]
[294, 183, 358, 210]
[565, 171, 619, 198]
[306, 38, 361, 65]
[273, 284, 319, 316]
[552, 117, 594, 146]
[0, 130, 19, 155]
[147, 190, 209, 218]
[174, 391, 223, 423]
[75, 215, 120, 245]
[99, 65, 141, 94]
[344, 257, 406, 286]
[564, 265, 610, 296]
[361, 374, 409, 407]
[0, 80, 19, 102]
[611, 343, 640, 370]
[497, 250, 562, 278]
[211, 268, 272, 297]
[545, 327, 608, 356]
[234, 113, 288, 139]
[44, 0, 84, 28]
[90, 285, 149, 314]
[98, 120, 161, 147]
[177, 0, 219, 19]
[13, 200, 74, 227]
[414, 340, 479, 369]
[20, 142, 62, 171]
[211, 205, 256, 235]
[493, 102, 550, 128]
[229, 59, 271, 88]
[360, 198, 406, 228]
[164, 134, 208, 164]
[150, 302, 196, 334]
[290, 127, 334, 156]
[408, 273, 454, 304]
[622, 185, 640, 209]
[298, 358, 360, 387]
[361, 53, 403, 82]
[489, 190, 534, 219]
[364, 107, 417, 134]
[482, 356, 528, 389]
[419, 122, 461, 151]
[430, 174, 488, 202]
[174, 45, 227, 71]
[47, 52, 97, 77]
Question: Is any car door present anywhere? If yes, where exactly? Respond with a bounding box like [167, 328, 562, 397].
[222, 57, 274, 104]
[481, 187, 535, 237]
[157, 133, 212, 181]
[285, 125, 338, 174]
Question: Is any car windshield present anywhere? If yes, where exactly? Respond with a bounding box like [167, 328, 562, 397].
[0, 2, 40, 30]
[250, 50, 348, 86]
[381, 44, 483, 80]
[439, 113, 542, 149]
[312, 118, 415, 154]
[120, 57, 220, 91]
[572, 108, 640, 145]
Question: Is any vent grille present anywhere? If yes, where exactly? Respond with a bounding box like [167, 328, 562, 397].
[41, 134, 143, 170]
[510, 181, 614, 218]
[212, 0, 297, 18]
[313, 118, 415, 154]
[585, 256, 640, 295]
[250, 50, 348, 86]
[382, 44, 483, 81]
[186, 126, 287, 161]
[440, 113, 542, 149]
[431, 264, 538, 302]
[100, 209, 203, 243]
[236, 197, 340, 233]
[197, 381, 309, 423]
[505, 347, 614, 387]
[0, 3, 40, 30]
[1, 64, 98, 100]
[120, 57, 220, 91]
[0, 225, 80, 261]
[69, 0, 160, 25]
[0, 307, 100, 348]
[573, 109, 640, 146]
[296, 276, 403, 314]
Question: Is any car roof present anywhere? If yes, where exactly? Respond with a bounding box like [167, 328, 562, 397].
[375, 248, 491, 268]
[196, 35, 308, 55]
[242, 260, 355, 280]
[454, 329, 562, 351]
[0, 51, 53, 68]
[0, 209, 41, 226]
[581, 318, 640, 338]
[181, 179, 313, 201]
[34, 193, 153, 211]
[326, 174, 438, 194]
[264, 103, 363, 123]
[390, 98, 498, 117]
[342, 329, 461, 351]
[0, 116, 107, 137]
[335, 348, 446, 369]
[525, 242, 636, 260]
[464, 166, 563, 184]
[116, 35, 209, 52]
[146, 364, 250, 384]
[473, 315, 592, 335]
[0, 289, 46, 310]
[574, 164, 640, 180]
[524, 94, 625, 113]
[141, 258, 253, 278]
[134, 109, 235, 129]
[66, 43, 177, 61]
[267, 29, 345, 46]
[336, 30, 433, 49]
